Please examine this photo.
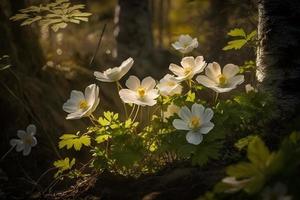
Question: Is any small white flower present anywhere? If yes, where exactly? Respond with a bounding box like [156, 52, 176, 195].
[196, 62, 244, 93]
[157, 74, 182, 96]
[172, 34, 198, 54]
[119, 76, 159, 106]
[63, 84, 100, 120]
[245, 84, 257, 93]
[164, 104, 180, 120]
[172, 103, 214, 145]
[94, 57, 134, 82]
[222, 176, 251, 193]
[262, 183, 292, 200]
[10, 124, 37, 156]
[169, 56, 206, 82]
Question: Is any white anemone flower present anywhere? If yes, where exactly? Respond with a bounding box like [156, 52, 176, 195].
[157, 74, 182, 96]
[10, 124, 37, 156]
[119, 76, 159, 106]
[172, 34, 198, 54]
[172, 103, 214, 145]
[63, 84, 100, 120]
[196, 62, 244, 93]
[169, 56, 206, 82]
[94, 57, 134, 82]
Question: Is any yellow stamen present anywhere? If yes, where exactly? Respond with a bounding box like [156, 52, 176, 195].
[218, 74, 227, 86]
[137, 87, 146, 98]
[24, 136, 33, 145]
[167, 81, 176, 87]
[184, 67, 192, 76]
[189, 116, 201, 130]
[79, 100, 88, 109]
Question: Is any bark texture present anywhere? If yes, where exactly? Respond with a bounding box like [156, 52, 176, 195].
[256, 0, 300, 118]
[114, 0, 154, 77]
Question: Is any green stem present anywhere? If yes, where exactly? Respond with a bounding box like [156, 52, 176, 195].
[133, 106, 140, 122]
[116, 81, 128, 118]
[214, 92, 219, 104]
[1, 145, 14, 161]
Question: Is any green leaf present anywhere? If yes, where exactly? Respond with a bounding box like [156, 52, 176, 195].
[247, 137, 270, 168]
[53, 157, 75, 177]
[59, 134, 91, 151]
[223, 39, 247, 50]
[226, 162, 258, 178]
[186, 91, 195, 102]
[235, 135, 257, 151]
[227, 28, 246, 37]
[246, 30, 257, 41]
[95, 134, 111, 143]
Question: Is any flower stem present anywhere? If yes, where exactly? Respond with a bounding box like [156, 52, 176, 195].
[128, 104, 136, 119]
[214, 92, 219, 104]
[116, 81, 128, 118]
[133, 106, 140, 122]
[0, 145, 14, 161]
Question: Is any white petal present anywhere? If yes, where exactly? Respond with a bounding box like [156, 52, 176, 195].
[186, 131, 203, 145]
[173, 119, 190, 130]
[10, 139, 21, 147]
[118, 57, 134, 79]
[31, 136, 38, 147]
[191, 103, 204, 117]
[193, 56, 206, 74]
[171, 41, 182, 50]
[16, 143, 24, 152]
[147, 89, 159, 99]
[191, 38, 199, 48]
[126, 76, 140, 90]
[179, 34, 192, 43]
[63, 91, 84, 113]
[94, 71, 112, 82]
[66, 110, 85, 120]
[85, 84, 99, 112]
[196, 75, 217, 87]
[26, 124, 36, 135]
[202, 108, 214, 122]
[205, 62, 221, 80]
[181, 56, 195, 68]
[17, 130, 26, 139]
[119, 89, 137, 104]
[22, 145, 31, 156]
[169, 64, 184, 77]
[210, 86, 235, 93]
[142, 76, 156, 90]
[228, 75, 244, 87]
[223, 64, 240, 79]
[178, 106, 192, 122]
[200, 122, 214, 134]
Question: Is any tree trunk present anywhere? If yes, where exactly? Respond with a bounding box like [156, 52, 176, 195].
[114, 0, 154, 77]
[256, 0, 300, 119]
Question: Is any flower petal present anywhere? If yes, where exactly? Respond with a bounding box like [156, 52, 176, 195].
[228, 75, 244, 87]
[186, 131, 203, 145]
[63, 90, 84, 113]
[202, 108, 214, 122]
[22, 145, 31, 156]
[178, 106, 192, 122]
[118, 57, 134, 79]
[31, 136, 38, 147]
[169, 64, 184, 77]
[223, 64, 240, 79]
[26, 124, 36, 135]
[142, 76, 156, 90]
[119, 89, 137, 104]
[94, 71, 111, 82]
[173, 119, 190, 130]
[196, 75, 217, 88]
[210, 86, 235, 93]
[10, 139, 21, 147]
[205, 62, 221, 80]
[200, 122, 214, 134]
[181, 56, 195, 69]
[17, 130, 26, 139]
[126, 76, 140, 90]
[191, 103, 204, 117]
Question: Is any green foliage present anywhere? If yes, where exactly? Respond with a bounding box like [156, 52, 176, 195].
[53, 157, 75, 177]
[59, 133, 91, 151]
[10, 0, 92, 32]
[212, 132, 300, 198]
[223, 28, 257, 51]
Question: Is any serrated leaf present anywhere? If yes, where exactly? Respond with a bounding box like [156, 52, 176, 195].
[95, 134, 111, 143]
[246, 30, 257, 41]
[186, 91, 195, 102]
[59, 134, 90, 151]
[228, 28, 246, 37]
[223, 39, 247, 50]
[247, 137, 270, 168]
